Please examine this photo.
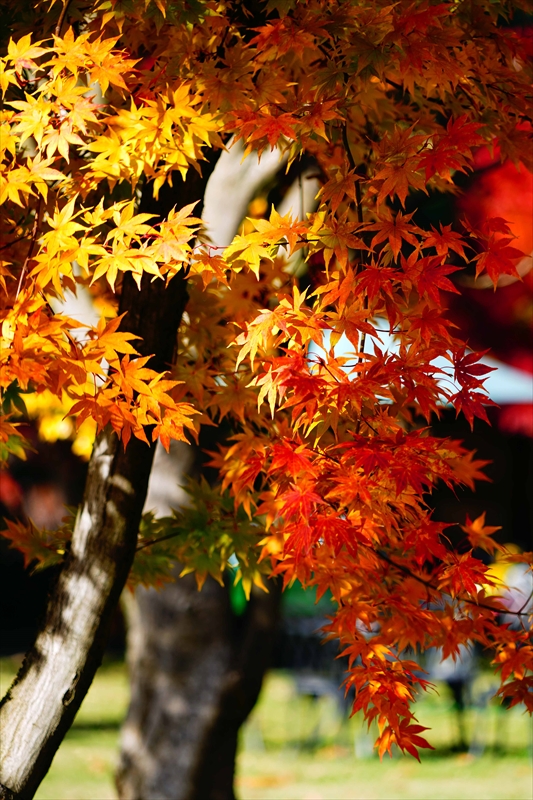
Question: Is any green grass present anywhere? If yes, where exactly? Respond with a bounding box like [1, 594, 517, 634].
[1, 658, 531, 800]
[237, 673, 533, 800]
[1, 658, 128, 800]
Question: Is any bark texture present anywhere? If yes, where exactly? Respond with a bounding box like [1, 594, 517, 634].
[0, 157, 218, 800]
[116, 574, 281, 800]
[0, 426, 152, 800]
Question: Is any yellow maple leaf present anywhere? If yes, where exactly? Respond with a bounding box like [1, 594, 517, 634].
[7, 34, 48, 73]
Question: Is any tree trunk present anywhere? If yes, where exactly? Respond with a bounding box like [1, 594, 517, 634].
[115, 140, 289, 800]
[0, 157, 218, 800]
[116, 573, 281, 800]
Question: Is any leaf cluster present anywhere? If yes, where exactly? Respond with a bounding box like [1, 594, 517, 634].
[0, 0, 532, 759]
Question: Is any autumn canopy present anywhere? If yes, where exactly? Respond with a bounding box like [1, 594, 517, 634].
[0, 0, 532, 781]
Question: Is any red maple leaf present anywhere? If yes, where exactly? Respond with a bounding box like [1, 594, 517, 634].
[453, 348, 496, 389]
[461, 512, 503, 554]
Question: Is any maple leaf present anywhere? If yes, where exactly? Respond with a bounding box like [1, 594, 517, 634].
[106, 200, 157, 245]
[494, 642, 533, 685]
[151, 403, 199, 451]
[1, 517, 71, 571]
[368, 211, 420, 260]
[40, 196, 86, 258]
[0, 61, 18, 97]
[279, 482, 325, 521]
[190, 250, 229, 287]
[423, 223, 467, 259]
[0, 165, 35, 206]
[87, 314, 140, 363]
[443, 115, 485, 151]
[462, 216, 528, 286]
[251, 207, 308, 254]
[474, 237, 526, 286]
[413, 258, 461, 304]
[461, 512, 503, 555]
[392, 2, 449, 36]
[9, 94, 53, 148]
[25, 157, 65, 201]
[246, 110, 298, 152]
[451, 387, 496, 428]
[334, 306, 376, 350]
[234, 306, 289, 368]
[0, 416, 28, 465]
[354, 266, 400, 302]
[407, 307, 456, 346]
[438, 552, 490, 597]
[224, 233, 274, 278]
[418, 144, 466, 182]
[269, 441, 318, 478]
[419, 116, 484, 181]
[497, 677, 533, 713]
[7, 34, 48, 72]
[318, 170, 361, 214]
[394, 721, 435, 762]
[309, 211, 368, 270]
[154, 202, 202, 262]
[375, 160, 427, 207]
[453, 348, 496, 390]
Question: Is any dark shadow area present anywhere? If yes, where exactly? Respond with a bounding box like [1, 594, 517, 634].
[429, 407, 533, 552]
[0, 430, 88, 657]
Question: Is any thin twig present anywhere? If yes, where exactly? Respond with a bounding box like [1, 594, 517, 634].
[342, 123, 356, 172]
[55, 0, 72, 38]
[359, 415, 379, 435]
[354, 177, 364, 226]
[370, 545, 531, 619]
[136, 530, 184, 552]
[0, 234, 27, 252]
[517, 588, 533, 615]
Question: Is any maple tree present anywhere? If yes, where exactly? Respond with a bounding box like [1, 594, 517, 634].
[0, 0, 533, 796]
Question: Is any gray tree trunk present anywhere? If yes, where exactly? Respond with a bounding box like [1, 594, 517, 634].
[116, 573, 281, 800]
[0, 157, 218, 800]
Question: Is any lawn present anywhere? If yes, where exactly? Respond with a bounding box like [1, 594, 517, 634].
[1, 658, 531, 800]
